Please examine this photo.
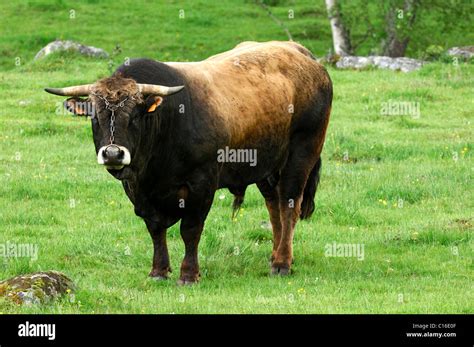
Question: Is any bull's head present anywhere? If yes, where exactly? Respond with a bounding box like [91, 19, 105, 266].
[45, 76, 184, 179]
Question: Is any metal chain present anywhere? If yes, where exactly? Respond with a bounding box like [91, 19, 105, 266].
[90, 91, 140, 145]
[109, 109, 116, 144]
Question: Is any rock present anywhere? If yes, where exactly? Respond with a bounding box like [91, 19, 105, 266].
[0, 271, 75, 305]
[34, 40, 109, 60]
[447, 46, 474, 59]
[335, 55, 425, 72]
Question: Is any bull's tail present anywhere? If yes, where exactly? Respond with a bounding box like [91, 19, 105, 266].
[229, 186, 247, 219]
[232, 194, 244, 219]
[300, 157, 322, 220]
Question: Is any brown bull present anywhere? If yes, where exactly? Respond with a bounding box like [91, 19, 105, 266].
[45, 41, 333, 284]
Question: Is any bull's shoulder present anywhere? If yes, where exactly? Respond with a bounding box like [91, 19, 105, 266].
[166, 41, 319, 74]
[204, 41, 260, 61]
[203, 41, 315, 63]
[165, 42, 261, 68]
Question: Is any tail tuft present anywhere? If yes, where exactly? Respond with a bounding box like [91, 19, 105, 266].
[300, 158, 322, 220]
[232, 195, 244, 219]
[228, 186, 247, 219]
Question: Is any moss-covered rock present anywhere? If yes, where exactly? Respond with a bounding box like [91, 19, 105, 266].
[0, 271, 75, 305]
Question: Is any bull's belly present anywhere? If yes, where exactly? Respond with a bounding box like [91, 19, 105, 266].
[216, 143, 288, 188]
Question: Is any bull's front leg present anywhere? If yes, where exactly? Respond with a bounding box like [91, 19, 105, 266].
[178, 192, 215, 285]
[145, 219, 171, 280]
[177, 170, 216, 285]
[178, 218, 205, 285]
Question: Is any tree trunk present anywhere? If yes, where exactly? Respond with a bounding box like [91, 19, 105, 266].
[325, 0, 352, 56]
[383, 0, 419, 57]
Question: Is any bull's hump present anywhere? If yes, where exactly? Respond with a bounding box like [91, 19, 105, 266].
[165, 41, 316, 71]
[165, 41, 323, 96]
[164, 41, 326, 148]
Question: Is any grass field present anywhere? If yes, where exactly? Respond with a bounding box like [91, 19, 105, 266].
[0, 0, 472, 313]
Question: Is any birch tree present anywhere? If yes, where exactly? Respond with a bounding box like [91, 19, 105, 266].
[325, 0, 352, 56]
[382, 0, 420, 57]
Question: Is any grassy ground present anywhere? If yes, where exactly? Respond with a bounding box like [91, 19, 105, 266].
[0, 1, 472, 313]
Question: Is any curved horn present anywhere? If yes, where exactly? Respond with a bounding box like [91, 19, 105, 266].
[44, 84, 93, 96]
[137, 84, 184, 96]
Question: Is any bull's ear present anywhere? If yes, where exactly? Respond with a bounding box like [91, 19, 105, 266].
[64, 97, 94, 117]
[146, 96, 163, 113]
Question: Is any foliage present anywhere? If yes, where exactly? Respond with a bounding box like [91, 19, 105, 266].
[337, 0, 473, 57]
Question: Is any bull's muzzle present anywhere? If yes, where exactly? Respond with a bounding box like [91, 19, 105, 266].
[97, 144, 131, 170]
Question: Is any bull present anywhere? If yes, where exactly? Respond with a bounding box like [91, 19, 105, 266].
[45, 41, 332, 285]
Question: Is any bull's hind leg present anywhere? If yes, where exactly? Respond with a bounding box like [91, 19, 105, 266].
[257, 178, 282, 263]
[271, 137, 319, 275]
[145, 220, 171, 280]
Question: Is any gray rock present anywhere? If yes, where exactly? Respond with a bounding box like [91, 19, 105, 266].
[34, 40, 109, 60]
[447, 46, 474, 59]
[0, 271, 75, 305]
[336, 55, 425, 72]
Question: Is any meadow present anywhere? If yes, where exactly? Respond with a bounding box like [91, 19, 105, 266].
[0, 0, 472, 313]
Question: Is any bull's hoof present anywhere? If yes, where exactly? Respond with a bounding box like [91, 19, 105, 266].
[177, 279, 198, 286]
[269, 254, 295, 275]
[150, 275, 168, 281]
[149, 268, 171, 280]
[270, 263, 291, 276]
[177, 273, 200, 286]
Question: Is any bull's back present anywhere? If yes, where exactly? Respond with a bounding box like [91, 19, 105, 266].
[167, 41, 330, 148]
[166, 42, 331, 186]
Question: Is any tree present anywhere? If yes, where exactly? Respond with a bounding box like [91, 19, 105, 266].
[325, 0, 471, 59]
[325, 0, 352, 56]
[382, 0, 420, 57]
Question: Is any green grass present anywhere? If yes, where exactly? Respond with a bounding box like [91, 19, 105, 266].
[0, 0, 473, 314]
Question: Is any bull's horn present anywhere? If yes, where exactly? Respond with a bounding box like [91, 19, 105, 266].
[137, 84, 184, 96]
[44, 84, 93, 96]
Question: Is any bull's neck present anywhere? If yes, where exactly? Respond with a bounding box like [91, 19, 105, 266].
[140, 95, 193, 181]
